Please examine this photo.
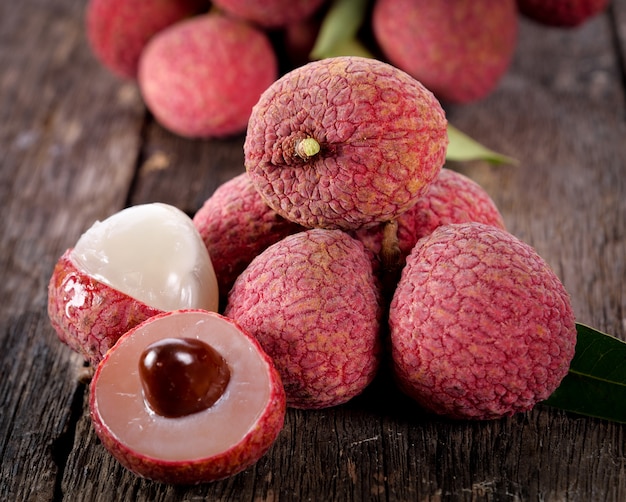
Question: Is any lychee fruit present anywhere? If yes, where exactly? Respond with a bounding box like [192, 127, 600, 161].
[372, 0, 519, 104]
[90, 309, 286, 484]
[516, 0, 609, 27]
[85, 0, 209, 79]
[211, 0, 327, 28]
[244, 56, 448, 230]
[353, 168, 506, 275]
[138, 14, 278, 138]
[47, 203, 219, 366]
[193, 172, 305, 307]
[225, 229, 382, 409]
[389, 222, 577, 420]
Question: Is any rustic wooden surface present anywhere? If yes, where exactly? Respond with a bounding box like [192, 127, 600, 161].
[1, 0, 625, 500]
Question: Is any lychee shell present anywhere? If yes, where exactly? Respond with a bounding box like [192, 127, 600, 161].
[389, 222, 577, 420]
[225, 229, 382, 409]
[517, 0, 609, 27]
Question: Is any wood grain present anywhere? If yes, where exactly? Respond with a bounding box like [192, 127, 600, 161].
[1, 0, 625, 500]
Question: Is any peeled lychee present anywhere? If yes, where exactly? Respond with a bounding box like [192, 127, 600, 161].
[47, 203, 218, 366]
[372, 0, 518, 104]
[90, 309, 286, 484]
[85, 0, 209, 79]
[225, 229, 382, 409]
[517, 0, 609, 27]
[138, 14, 278, 138]
[389, 222, 577, 420]
[211, 0, 327, 28]
[244, 56, 448, 230]
[193, 172, 305, 307]
[353, 168, 505, 274]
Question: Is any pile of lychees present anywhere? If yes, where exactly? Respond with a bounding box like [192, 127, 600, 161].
[85, 0, 610, 138]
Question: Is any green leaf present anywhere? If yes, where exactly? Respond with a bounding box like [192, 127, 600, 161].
[446, 124, 518, 165]
[543, 323, 626, 423]
[310, 0, 369, 60]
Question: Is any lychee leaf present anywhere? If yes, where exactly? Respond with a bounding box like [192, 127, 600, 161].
[542, 323, 626, 424]
[310, 0, 369, 60]
[446, 124, 519, 165]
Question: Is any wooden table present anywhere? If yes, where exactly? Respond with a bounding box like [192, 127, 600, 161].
[2, 1, 625, 500]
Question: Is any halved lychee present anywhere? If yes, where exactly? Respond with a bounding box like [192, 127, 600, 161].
[47, 203, 219, 366]
[89, 309, 286, 484]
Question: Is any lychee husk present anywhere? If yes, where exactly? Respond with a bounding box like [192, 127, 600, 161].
[244, 56, 449, 230]
[47, 249, 162, 366]
[225, 229, 382, 409]
[389, 222, 577, 420]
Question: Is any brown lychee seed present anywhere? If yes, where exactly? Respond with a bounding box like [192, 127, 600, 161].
[90, 309, 286, 484]
[47, 203, 219, 366]
[352, 168, 506, 280]
[389, 222, 577, 420]
[244, 56, 449, 230]
[517, 0, 609, 27]
[225, 229, 382, 409]
[192, 172, 305, 308]
[138, 14, 278, 138]
[210, 0, 327, 28]
[372, 0, 518, 104]
[85, 0, 209, 79]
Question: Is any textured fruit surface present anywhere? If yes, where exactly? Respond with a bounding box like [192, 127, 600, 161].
[353, 168, 505, 273]
[244, 56, 448, 230]
[211, 0, 326, 27]
[90, 310, 286, 484]
[86, 0, 208, 79]
[225, 229, 382, 409]
[47, 249, 163, 366]
[372, 0, 518, 104]
[193, 172, 304, 306]
[517, 0, 609, 27]
[138, 14, 278, 138]
[389, 223, 577, 420]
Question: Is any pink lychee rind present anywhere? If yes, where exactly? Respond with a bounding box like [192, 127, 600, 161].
[372, 0, 518, 104]
[353, 168, 506, 272]
[516, 0, 609, 27]
[244, 56, 449, 230]
[47, 249, 162, 366]
[212, 0, 326, 28]
[138, 14, 278, 138]
[225, 229, 382, 409]
[89, 310, 286, 484]
[193, 172, 305, 305]
[85, 0, 209, 79]
[389, 223, 577, 420]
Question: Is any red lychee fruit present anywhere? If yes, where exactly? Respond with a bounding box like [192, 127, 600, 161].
[372, 0, 519, 104]
[85, 0, 209, 79]
[193, 172, 305, 307]
[138, 14, 278, 138]
[211, 0, 327, 28]
[47, 203, 219, 366]
[225, 229, 382, 409]
[244, 56, 448, 230]
[389, 222, 577, 420]
[517, 0, 609, 27]
[353, 168, 505, 274]
[90, 309, 286, 484]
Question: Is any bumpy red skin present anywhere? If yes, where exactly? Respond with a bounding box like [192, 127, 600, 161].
[193, 172, 305, 307]
[244, 56, 448, 230]
[89, 310, 286, 484]
[47, 249, 162, 366]
[389, 223, 577, 420]
[517, 0, 609, 27]
[225, 229, 382, 409]
[211, 0, 326, 28]
[138, 14, 278, 138]
[353, 168, 506, 273]
[85, 0, 209, 79]
[372, 0, 518, 104]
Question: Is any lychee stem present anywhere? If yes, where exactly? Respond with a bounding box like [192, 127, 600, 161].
[295, 137, 321, 160]
[380, 220, 402, 299]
